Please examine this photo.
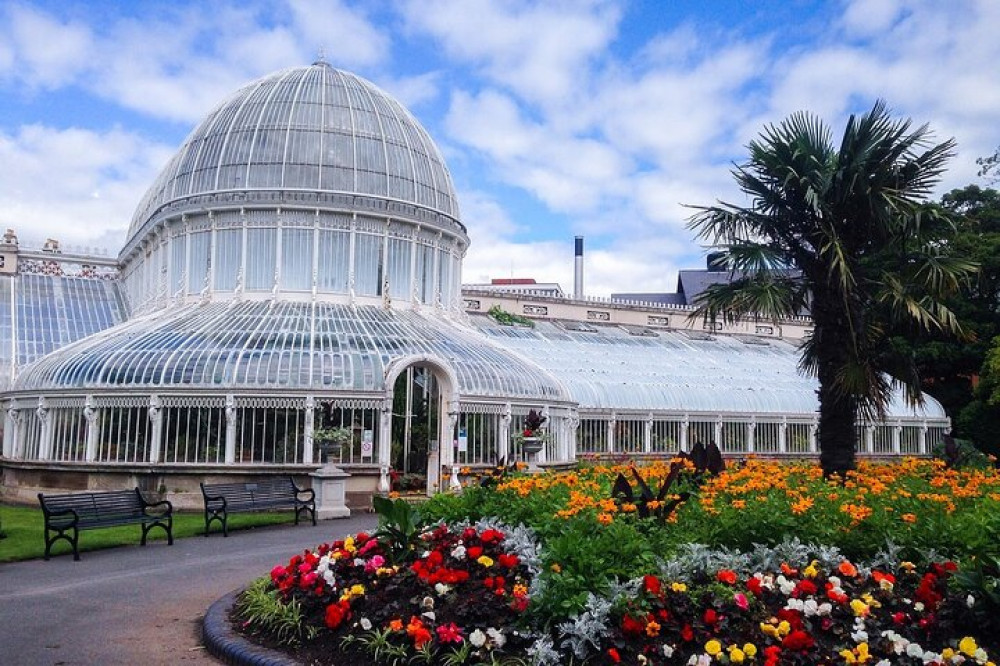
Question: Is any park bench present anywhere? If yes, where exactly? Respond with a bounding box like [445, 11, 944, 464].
[38, 488, 174, 561]
[200, 477, 316, 536]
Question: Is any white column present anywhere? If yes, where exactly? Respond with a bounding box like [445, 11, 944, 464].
[778, 417, 787, 454]
[865, 424, 875, 455]
[918, 422, 928, 455]
[606, 414, 616, 454]
[644, 414, 653, 454]
[567, 412, 579, 463]
[37, 398, 52, 460]
[714, 417, 723, 449]
[680, 416, 689, 452]
[84, 396, 99, 462]
[9, 404, 23, 458]
[378, 395, 393, 493]
[747, 417, 756, 454]
[892, 421, 902, 455]
[147, 395, 163, 463]
[445, 402, 460, 492]
[303, 396, 316, 465]
[498, 403, 511, 464]
[224, 395, 237, 463]
[538, 405, 550, 464]
[809, 418, 818, 454]
[2, 401, 14, 458]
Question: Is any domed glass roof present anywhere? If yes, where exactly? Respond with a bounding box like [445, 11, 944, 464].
[12, 301, 569, 402]
[126, 61, 460, 248]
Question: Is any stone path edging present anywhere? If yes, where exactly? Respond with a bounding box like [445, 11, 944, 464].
[203, 589, 300, 666]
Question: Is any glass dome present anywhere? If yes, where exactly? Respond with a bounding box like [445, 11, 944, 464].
[126, 61, 461, 251]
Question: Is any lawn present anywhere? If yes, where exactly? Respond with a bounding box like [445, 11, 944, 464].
[0, 503, 297, 562]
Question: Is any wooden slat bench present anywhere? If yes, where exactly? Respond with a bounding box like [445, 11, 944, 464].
[200, 477, 316, 536]
[38, 488, 174, 561]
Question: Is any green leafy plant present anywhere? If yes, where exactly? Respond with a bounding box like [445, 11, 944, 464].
[235, 577, 317, 646]
[487, 305, 534, 328]
[372, 495, 424, 563]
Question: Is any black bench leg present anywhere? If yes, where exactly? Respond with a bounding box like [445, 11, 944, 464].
[44, 528, 79, 561]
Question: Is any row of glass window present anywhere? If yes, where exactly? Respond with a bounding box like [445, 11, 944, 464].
[124, 224, 460, 310]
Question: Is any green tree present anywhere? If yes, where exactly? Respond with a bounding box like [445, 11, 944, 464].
[892, 186, 1000, 432]
[687, 101, 976, 476]
[958, 336, 1000, 457]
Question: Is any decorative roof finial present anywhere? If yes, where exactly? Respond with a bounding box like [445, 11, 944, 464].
[314, 47, 327, 66]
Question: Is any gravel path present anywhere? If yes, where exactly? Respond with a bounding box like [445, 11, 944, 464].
[0, 515, 376, 665]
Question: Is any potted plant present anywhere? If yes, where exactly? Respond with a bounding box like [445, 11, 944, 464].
[515, 409, 547, 455]
[313, 426, 353, 464]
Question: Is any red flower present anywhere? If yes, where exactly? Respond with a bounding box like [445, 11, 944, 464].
[871, 570, 896, 586]
[435, 623, 464, 644]
[498, 553, 520, 569]
[407, 616, 432, 648]
[462, 527, 477, 541]
[643, 575, 662, 595]
[324, 601, 350, 629]
[716, 569, 738, 585]
[622, 614, 646, 636]
[746, 576, 763, 597]
[480, 529, 505, 544]
[782, 630, 815, 651]
[892, 612, 907, 625]
[794, 579, 817, 596]
[703, 608, 718, 625]
[608, 648, 621, 663]
[776, 608, 804, 630]
[681, 623, 694, 641]
[467, 546, 483, 560]
[764, 645, 782, 666]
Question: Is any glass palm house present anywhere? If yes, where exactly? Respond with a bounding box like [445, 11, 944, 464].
[0, 61, 949, 507]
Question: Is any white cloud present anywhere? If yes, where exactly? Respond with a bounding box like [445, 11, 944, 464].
[401, 0, 621, 109]
[0, 5, 94, 88]
[0, 125, 171, 252]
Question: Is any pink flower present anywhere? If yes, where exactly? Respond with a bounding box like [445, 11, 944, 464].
[365, 554, 386, 573]
[435, 622, 464, 643]
[734, 592, 749, 610]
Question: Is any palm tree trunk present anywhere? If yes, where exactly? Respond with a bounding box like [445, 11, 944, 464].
[817, 379, 857, 478]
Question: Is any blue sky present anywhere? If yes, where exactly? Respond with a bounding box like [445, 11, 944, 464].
[1, 0, 998, 296]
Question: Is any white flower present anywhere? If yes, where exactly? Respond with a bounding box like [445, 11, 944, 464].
[451, 545, 467, 559]
[360, 617, 372, 631]
[967, 594, 976, 608]
[486, 627, 505, 648]
[469, 629, 487, 648]
[828, 575, 842, 587]
[907, 643, 924, 658]
[803, 599, 819, 616]
[817, 602, 833, 616]
[421, 596, 435, 609]
[353, 558, 365, 568]
[922, 652, 941, 665]
[421, 611, 435, 622]
[975, 648, 989, 663]
[435, 583, 451, 596]
[785, 599, 804, 612]
[776, 575, 796, 596]
[876, 660, 892, 666]
[852, 629, 868, 642]
[697, 655, 712, 666]
[913, 602, 925, 612]
[662, 645, 675, 658]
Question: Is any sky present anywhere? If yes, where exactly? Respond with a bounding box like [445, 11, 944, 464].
[1, 0, 998, 297]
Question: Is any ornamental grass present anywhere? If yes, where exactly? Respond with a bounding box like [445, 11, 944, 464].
[234, 459, 1000, 664]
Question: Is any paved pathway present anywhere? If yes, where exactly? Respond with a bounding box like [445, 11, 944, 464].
[0, 515, 377, 665]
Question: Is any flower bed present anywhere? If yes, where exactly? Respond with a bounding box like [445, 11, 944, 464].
[233, 459, 1000, 664]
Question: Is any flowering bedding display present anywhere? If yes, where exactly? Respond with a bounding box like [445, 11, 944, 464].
[234, 460, 1000, 665]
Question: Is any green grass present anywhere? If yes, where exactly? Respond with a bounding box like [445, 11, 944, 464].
[0, 503, 299, 562]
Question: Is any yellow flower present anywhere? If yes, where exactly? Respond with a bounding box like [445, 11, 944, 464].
[777, 620, 791, 636]
[477, 555, 494, 567]
[550, 563, 562, 573]
[840, 648, 857, 664]
[671, 582, 687, 592]
[729, 647, 745, 663]
[803, 561, 819, 578]
[705, 640, 722, 656]
[743, 643, 757, 657]
[959, 637, 979, 657]
[850, 599, 869, 617]
[351, 584, 365, 596]
[942, 648, 955, 660]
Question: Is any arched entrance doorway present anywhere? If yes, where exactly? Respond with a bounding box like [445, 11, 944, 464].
[383, 356, 458, 496]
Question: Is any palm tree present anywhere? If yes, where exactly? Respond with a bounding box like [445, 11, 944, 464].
[687, 101, 976, 476]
